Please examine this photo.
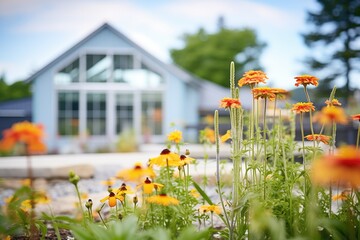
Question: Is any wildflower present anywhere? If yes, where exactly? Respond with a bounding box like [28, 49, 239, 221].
[252, 87, 276, 101]
[204, 115, 214, 126]
[325, 99, 341, 106]
[100, 192, 123, 207]
[219, 98, 241, 109]
[100, 177, 116, 187]
[332, 190, 350, 201]
[85, 199, 93, 209]
[167, 130, 182, 144]
[146, 193, 179, 206]
[20, 178, 31, 187]
[311, 145, 360, 187]
[238, 70, 268, 87]
[352, 114, 360, 121]
[220, 130, 231, 143]
[190, 189, 200, 198]
[133, 196, 138, 206]
[201, 127, 215, 144]
[116, 162, 155, 182]
[291, 102, 315, 114]
[116, 183, 134, 195]
[272, 88, 289, 99]
[199, 205, 221, 215]
[314, 106, 348, 125]
[179, 154, 195, 166]
[137, 177, 164, 194]
[0, 121, 46, 154]
[305, 134, 331, 145]
[294, 74, 318, 87]
[148, 149, 181, 167]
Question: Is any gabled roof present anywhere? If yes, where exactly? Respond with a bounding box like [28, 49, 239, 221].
[25, 23, 200, 87]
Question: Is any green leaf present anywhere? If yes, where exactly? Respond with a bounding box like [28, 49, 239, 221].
[192, 180, 214, 205]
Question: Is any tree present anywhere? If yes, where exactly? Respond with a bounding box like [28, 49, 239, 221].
[170, 27, 266, 88]
[302, 0, 360, 101]
[0, 75, 31, 102]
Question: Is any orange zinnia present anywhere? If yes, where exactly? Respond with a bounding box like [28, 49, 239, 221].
[238, 70, 268, 87]
[219, 98, 241, 109]
[294, 75, 318, 87]
[291, 102, 315, 114]
[314, 106, 348, 125]
[311, 146, 360, 187]
[305, 134, 331, 145]
[325, 99, 341, 106]
[0, 121, 46, 154]
[252, 87, 276, 101]
[352, 114, 360, 121]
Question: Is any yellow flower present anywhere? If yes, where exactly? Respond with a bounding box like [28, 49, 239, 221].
[100, 192, 124, 207]
[220, 130, 231, 143]
[190, 188, 200, 198]
[294, 74, 318, 87]
[314, 106, 348, 125]
[238, 70, 268, 87]
[202, 127, 215, 144]
[167, 130, 182, 144]
[219, 98, 241, 109]
[116, 162, 155, 182]
[20, 178, 31, 187]
[116, 183, 134, 195]
[146, 194, 179, 206]
[148, 149, 181, 167]
[291, 102, 315, 114]
[100, 177, 116, 187]
[179, 154, 196, 166]
[199, 205, 221, 215]
[137, 177, 164, 194]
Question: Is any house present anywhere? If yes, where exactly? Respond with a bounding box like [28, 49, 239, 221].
[0, 97, 32, 134]
[26, 23, 235, 153]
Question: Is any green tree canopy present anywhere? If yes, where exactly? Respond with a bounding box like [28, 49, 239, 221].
[0, 75, 31, 102]
[170, 27, 266, 88]
[302, 0, 360, 101]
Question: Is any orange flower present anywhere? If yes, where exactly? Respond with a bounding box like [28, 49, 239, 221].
[167, 130, 182, 144]
[219, 98, 241, 109]
[100, 192, 123, 207]
[311, 145, 360, 187]
[352, 114, 360, 121]
[305, 134, 331, 145]
[0, 121, 46, 154]
[202, 127, 215, 143]
[146, 194, 179, 206]
[116, 162, 155, 182]
[314, 106, 348, 125]
[291, 102, 315, 114]
[294, 75, 318, 87]
[252, 87, 276, 101]
[332, 190, 350, 201]
[272, 88, 289, 99]
[148, 149, 181, 167]
[238, 70, 268, 87]
[325, 98, 341, 106]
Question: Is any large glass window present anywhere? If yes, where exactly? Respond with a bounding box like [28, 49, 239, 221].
[87, 93, 106, 135]
[86, 54, 110, 82]
[115, 93, 134, 134]
[141, 93, 162, 136]
[55, 58, 79, 84]
[58, 91, 79, 135]
[114, 55, 134, 83]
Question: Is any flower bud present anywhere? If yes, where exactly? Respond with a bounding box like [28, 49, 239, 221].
[85, 199, 93, 209]
[69, 171, 80, 185]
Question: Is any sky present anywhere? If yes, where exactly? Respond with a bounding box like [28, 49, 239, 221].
[0, 0, 319, 90]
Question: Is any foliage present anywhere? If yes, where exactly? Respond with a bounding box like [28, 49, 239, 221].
[0, 75, 31, 102]
[170, 27, 266, 88]
[302, 0, 360, 100]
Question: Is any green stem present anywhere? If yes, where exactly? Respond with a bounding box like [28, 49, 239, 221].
[303, 86, 316, 160]
[263, 99, 268, 199]
[300, 113, 306, 197]
[356, 121, 360, 150]
[272, 97, 277, 166]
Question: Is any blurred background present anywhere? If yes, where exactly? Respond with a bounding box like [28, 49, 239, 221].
[0, 0, 359, 154]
